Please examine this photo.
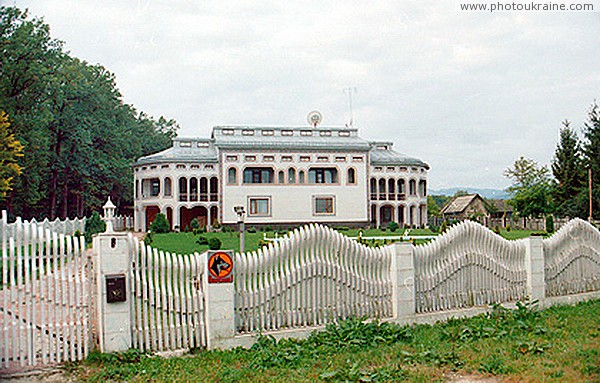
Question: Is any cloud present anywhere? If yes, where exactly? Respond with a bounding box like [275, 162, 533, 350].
[11, 0, 600, 189]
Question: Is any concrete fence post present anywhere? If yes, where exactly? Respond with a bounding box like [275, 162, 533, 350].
[524, 236, 545, 302]
[93, 232, 132, 352]
[203, 250, 236, 349]
[392, 242, 416, 320]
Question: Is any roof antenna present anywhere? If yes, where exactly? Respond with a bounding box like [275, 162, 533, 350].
[343, 87, 357, 127]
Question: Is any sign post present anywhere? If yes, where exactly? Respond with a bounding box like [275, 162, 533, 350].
[204, 250, 235, 349]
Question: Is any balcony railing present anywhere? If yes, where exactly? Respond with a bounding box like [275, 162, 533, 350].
[210, 193, 218, 202]
[179, 193, 188, 202]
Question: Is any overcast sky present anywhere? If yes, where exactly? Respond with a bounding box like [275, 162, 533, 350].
[8, 0, 600, 189]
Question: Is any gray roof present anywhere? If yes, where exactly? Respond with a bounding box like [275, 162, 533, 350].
[134, 126, 428, 167]
[135, 138, 218, 165]
[440, 194, 482, 214]
[369, 149, 430, 169]
[212, 126, 371, 151]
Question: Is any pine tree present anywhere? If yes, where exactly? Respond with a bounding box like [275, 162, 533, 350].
[582, 102, 600, 219]
[551, 120, 585, 217]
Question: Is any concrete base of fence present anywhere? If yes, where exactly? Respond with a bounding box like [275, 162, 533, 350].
[209, 291, 600, 350]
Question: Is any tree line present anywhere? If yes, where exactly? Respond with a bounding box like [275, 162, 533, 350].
[504, 103, 599, 220]
[0, 7, 177, 219]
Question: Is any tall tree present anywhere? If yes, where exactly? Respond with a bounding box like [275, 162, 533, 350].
[0, 112, 23, 199]
[0, 6, 177, 219]
[551, 120, 586, 217]
[504, 157, 553, 218]
[581, 102, 600, 219]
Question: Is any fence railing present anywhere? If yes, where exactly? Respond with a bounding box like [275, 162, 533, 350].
[1, 217, 90, 371]
[129, 236, 207, 352]
[543, 219, 600, 297]
[0, 211, 86, 242]
[235, 224, 393, 334]
[414, 221, 527, 313]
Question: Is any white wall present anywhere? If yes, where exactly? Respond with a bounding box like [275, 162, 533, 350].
[221, 150, 369, 224]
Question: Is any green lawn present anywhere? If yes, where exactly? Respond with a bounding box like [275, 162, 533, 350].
[71, 299, 600, 383]
[148, 226, 544, 254]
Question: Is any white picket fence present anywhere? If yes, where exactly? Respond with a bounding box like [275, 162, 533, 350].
[544, 218, 600, 297]
[114, 216, 134, 232]
[414, 221, 528, 313]
[0, 218, 90, 371]
[235, 224, 393, 334]
[0, 211, 86, 243]
[129, 237, 207, 352]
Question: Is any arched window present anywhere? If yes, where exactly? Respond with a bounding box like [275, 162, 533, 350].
[288, 168, 296, 183]
[347, 168, 356, 184]
[228, 167, 237, 185]
[388, 178, 395, 200]
[178, 177, 188, 202]
[409, 180, 417, 196]
[370, 178, 377, 200]
[210, 177, 218, 201]
[200, 177, 208, 201]
[190, 177, 198, 201]
[298, 170, 305, 184]
[164, 177, 172, 197]
[398, 179, 406, 197]
[419, 180, 427, 196]
[278, 170, 285, 184]
[378, 178, 386, 200]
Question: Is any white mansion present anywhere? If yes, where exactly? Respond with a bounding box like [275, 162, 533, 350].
[133, 125, 429, 231]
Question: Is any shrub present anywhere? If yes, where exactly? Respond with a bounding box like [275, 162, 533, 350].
[506, 225, 511, 232]
[440, 221, 448, 233]
[84, 212, 106, 242]
[208, 237, 222, 250]
[143, 231, 153, 245]
[193, 227, 206, 235]
[196, 235, 209, 246]
[73, 229, 82, 238]
[247, 226, 257, 233]
[546, 215, 554, 233]
[387, 221, 399, 232]
[150, 213, 170, 233]
[190, 218, 200, 230]
[494, 226, 501, 235]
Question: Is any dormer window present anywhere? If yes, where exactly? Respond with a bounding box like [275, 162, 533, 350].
[262, 130, 274, 136]
[242, 129, 254, 136]
[180, 141, 192, 148]
[320, 130, 332, 136]
[338, 131, 350, 137]
[282, 130, 294, 136]
[222, 129, 234, 135]
[197, 142, 210, 148]
[300, 130, 313, 136]
[376, 145, 387, 150]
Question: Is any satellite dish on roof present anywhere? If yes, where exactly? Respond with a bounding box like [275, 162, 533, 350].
[307, 110, 323, 127]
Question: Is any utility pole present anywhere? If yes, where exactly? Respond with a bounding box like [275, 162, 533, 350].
[589, 167, 593, 222]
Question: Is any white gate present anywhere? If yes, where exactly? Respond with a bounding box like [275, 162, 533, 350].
[1, 220, 91, 373]
[129, 237, 207, 352]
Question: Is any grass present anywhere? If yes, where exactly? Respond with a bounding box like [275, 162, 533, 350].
[70, 299, 600, 382]
[149, 226, 544, 254]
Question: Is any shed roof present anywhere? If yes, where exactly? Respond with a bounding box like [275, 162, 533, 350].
[440, 194, 483, 215]
[134, 138, 218, 165]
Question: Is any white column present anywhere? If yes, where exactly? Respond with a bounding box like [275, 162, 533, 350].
[391, 242, 415, 320]
[525, 236, 545, 302]
[93, 232, 132, 352]
[375, 204, 381, 228]
[207, 206, 212, 232]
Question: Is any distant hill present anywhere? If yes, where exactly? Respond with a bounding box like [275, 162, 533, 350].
[429, 187, 510, 200]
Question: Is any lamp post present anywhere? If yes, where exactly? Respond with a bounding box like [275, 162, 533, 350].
[103, 197, 116, 233]
[234, 205, 246, 253]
